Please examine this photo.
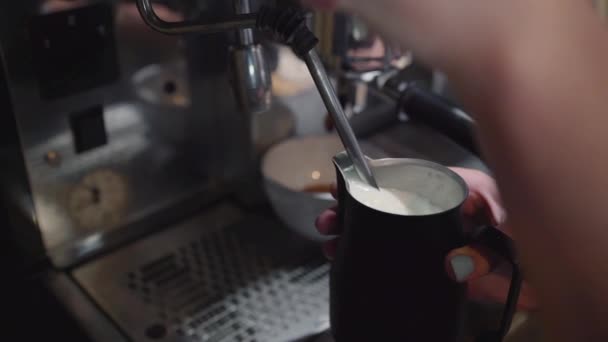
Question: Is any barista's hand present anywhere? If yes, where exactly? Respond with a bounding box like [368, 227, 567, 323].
[315, 167, 537, 310]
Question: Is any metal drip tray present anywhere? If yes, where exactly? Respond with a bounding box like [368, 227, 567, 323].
[74, 203, 330, 342]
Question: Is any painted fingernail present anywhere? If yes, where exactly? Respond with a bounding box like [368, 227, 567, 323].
[449, 255, 474, 282]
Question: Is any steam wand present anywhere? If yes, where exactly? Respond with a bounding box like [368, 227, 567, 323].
[257, 7, 379, 189]
[134, 1, 378, 188]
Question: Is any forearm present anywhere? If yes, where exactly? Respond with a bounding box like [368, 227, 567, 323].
[449, 3, 608, 340]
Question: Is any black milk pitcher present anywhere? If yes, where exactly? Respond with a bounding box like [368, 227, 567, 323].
[330, 151, 522, 342]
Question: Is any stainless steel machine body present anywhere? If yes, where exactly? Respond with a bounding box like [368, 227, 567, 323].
[0, 1, 332, 341]
[0, 0, 253, 267]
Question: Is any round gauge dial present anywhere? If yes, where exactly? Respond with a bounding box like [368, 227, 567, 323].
[68, 170, 130, 230]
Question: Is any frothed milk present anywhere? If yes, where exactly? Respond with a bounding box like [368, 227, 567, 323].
[348, 180, 442, 216]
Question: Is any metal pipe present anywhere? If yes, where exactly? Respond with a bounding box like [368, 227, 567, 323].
[304, 50, 379, 189]
[135, 0, 257, 35]
[234, 0, 254, 45]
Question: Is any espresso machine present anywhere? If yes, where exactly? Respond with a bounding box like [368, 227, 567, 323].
[0, 1, 490, 341]
[0, 0, 336, 341]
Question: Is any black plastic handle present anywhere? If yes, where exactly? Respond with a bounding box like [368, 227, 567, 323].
[472, 226, 523, 342]
[398, 84, 481, 157]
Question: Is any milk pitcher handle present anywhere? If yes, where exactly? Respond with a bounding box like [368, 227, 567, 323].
[472, 226, 523, 342]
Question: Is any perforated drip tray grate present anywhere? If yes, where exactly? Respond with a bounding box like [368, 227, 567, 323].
[74, 203, 330, 342]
